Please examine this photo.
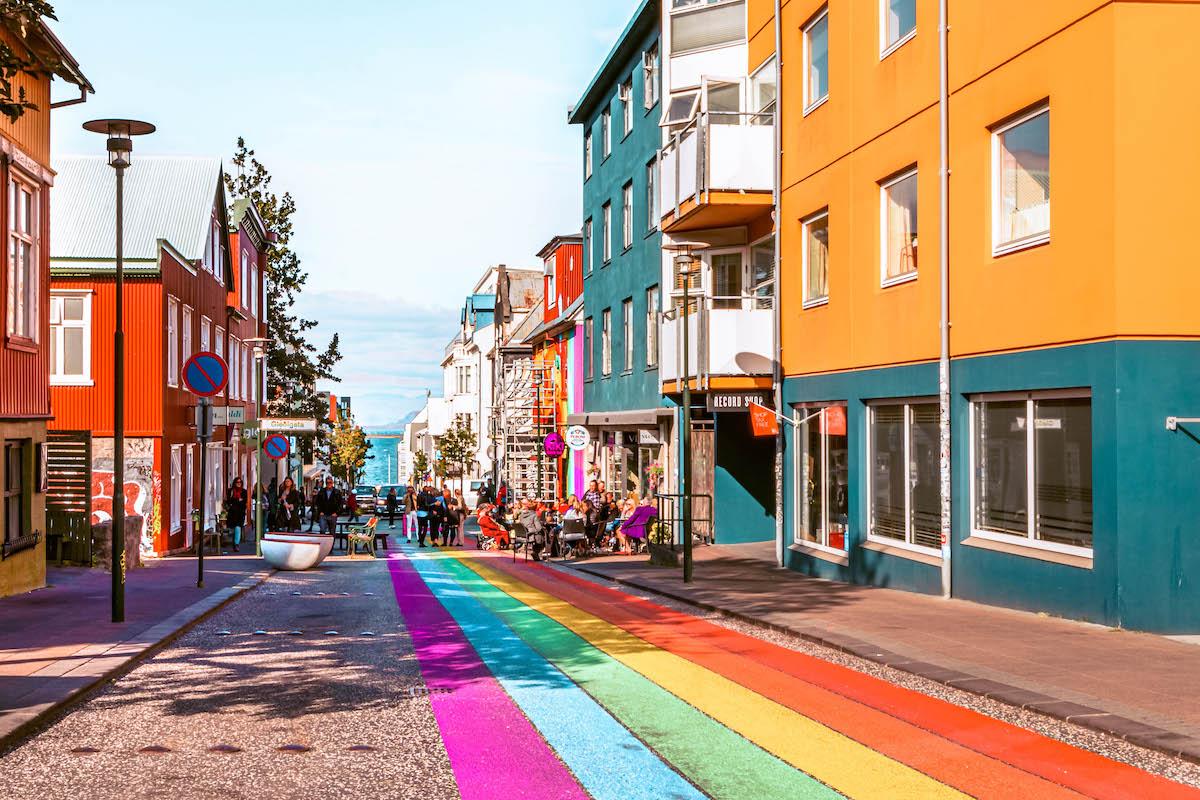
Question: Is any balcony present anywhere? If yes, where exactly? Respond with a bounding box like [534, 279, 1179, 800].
[660, 111, 774, 234]
[659, 295, 774, 387]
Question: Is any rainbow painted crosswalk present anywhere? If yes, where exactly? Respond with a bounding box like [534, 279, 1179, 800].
[388, 546, 1199, 800]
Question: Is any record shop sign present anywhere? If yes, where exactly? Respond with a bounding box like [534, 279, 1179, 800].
[707, 391, 772, 413]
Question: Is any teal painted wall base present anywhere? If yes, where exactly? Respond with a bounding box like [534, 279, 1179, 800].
[781, 341, 1200, 633]
[713, 412, 774, 544]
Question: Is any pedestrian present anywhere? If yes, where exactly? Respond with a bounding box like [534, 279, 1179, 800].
[345, 490, 360, 522]
[583, 479, 602, 509]
[479, 477, 496, 506]
[276, 477, 302, 531]
[313, 476, 342, 535]
[416, 484, 436, 547]
[224, 477, 248, 553]
[403, 486, 418, 542]
[385, 486, 399, 530]
[306, 485, 318, 531]
[453, 487, 468, 546]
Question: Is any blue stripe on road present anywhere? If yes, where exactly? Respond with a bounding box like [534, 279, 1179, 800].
[404, 546, 706, 800]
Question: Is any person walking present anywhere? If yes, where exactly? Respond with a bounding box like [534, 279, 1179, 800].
[224, 477, 248, 553]
[306, 485, 318, 531]
[312, 476, 342, 535]
[416, 484, 436, 547]
[276, 477, 303, 532]
[452, 487, 468, 546]
[345, 490, 360, 523]
[403, 486, 418, 542]
[385, 486, 399, 530]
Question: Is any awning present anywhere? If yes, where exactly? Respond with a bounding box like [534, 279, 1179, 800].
[565, 408, 673, 428]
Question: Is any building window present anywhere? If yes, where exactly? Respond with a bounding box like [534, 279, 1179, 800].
[972, 391, 1092, 553]
[643, 43, 660, 109]
[6, 174, 38, 341]
[584, 316, 594, 380]
[993, 105, 1050, 255]
[622, 298, 633, 372]
[167, 296, 179, 387]
[200, 316, 211, 354]
[711, 252, 743, 310]
[646, 286, 659, 368]
[751, 236, 775, 310]
[250, 265, 259, 319]
[182, 305, 193, 370]
[620, 77, 633, 138]
[601, 308, 612, 377]
[3, 440, 27, 546]
[240, 251, 249, 309]
[869, 402, 941, 551]
[602, 202, 612, 263]
[670, 0, 746, 55]
[793, 403, 848, 551]
[750, 57, 777, 125]
[243, 343, 252, 402]
[584, 218, 593, 275]
[622, 182, 633, 249]
[49, 291, 91, 384]
[881, 0, 916, 55]
[646, 158, 658, 231]
[186, 444, 195, 536]
[672, 250, 702, 315]
[802, 210, 830, 306]
[881, 168, 918, 284]
[214, 326, 225, 395]
[584, 131, 593, 180]
[601, 107, 611, 158]
[230, 336, 240, 400]
[804, 7, 829, 113]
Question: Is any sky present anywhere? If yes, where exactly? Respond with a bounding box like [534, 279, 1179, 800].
[47, 0, 637, 426]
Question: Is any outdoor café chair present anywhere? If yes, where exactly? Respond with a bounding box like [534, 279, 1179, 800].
[347, 517, 378, 558]
[559, 518, 588, 560]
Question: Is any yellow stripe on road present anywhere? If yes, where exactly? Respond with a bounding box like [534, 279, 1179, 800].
[458, 555, 968, 800]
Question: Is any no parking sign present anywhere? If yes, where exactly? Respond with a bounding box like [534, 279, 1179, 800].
[183, 351, 228, 397]
[264, 435, 290, 460]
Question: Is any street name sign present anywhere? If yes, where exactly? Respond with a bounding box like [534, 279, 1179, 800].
[259, 417, 318, 433]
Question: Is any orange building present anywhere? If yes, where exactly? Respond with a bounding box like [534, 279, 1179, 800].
[777, 0, 1200, 632]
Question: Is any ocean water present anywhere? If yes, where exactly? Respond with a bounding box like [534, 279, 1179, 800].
[363, 431, 406, 487]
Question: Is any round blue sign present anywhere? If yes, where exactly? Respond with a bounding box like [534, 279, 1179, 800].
[183, 351, 228, 397]
[264, 435, 290, 460]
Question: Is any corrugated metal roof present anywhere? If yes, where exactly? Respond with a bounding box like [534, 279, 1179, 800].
[51, 155, 224, 262]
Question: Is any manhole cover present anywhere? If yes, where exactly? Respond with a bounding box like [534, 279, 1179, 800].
[277, 744, 312, 753]
[208, 744, 243, 754]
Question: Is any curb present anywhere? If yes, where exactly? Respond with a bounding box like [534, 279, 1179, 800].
[0, 568, 274, 751]
[563, 561, 1200, 765]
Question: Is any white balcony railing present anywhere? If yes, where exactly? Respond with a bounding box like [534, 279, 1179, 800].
[659, 295, 775, 386]
[660, 111, 775, 221]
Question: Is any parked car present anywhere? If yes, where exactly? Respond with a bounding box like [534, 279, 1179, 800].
[352, 484, 377, 514]
[375, 485, 406, 514]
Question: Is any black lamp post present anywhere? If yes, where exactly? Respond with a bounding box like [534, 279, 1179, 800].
[82, 119, 155, 623]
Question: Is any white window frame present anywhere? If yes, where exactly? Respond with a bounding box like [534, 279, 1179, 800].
[879, 0, 917, 58]
[240, 251, 249, 310]
[200, 315, 212, 354]
[601, 107, 612, 158]
[622, 182, 633, 250]
[707, 246, 746, 310]
[170, 444, 182, 531]
[866, 398, 942, 556]
[620, 77, 633, 138]
[601, 308, 612, 377]
[646, 158, 659, 232]
[791, 402, 848, 555]
[6, 172, 39, 341]
[585, 316, 594, 380]
[214, 325, 225, 396]
[182, 305, 193, 372]
[48, 290, 92, 385]
[991, 104, 1050, 257]
[584, 217, 593, 275]
[584, 131, 593, 180]
[602, 202, 612, 263]
[968, 388, 1093, 558]
[749, 234, 776, 310]
[167, 296, 179, 387]
[801, 209, 830, 308]
[622, 297, 633, 373]
[643, 44, 660, 110]
[229, 335, 241, 400]
[803, 6, 830, 115]
[879, 167, 919, 287]
[185, 444, 195, 545]
[646, 286, 659, 368]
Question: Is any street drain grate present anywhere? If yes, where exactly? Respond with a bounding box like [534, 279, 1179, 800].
[407, 687, 453, 697]
[208, 744, 243, 754]
[277, 744, 313, 753]
[139, 745, 172, 754]
[70, 746, 101, 755]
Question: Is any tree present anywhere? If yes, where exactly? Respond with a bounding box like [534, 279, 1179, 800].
[329, 414, 371, 487]
[0, 2, 59, 122]
[412, 450, 429, 485]
[438, 417, 478, 492]
[224, 138, 342, 457]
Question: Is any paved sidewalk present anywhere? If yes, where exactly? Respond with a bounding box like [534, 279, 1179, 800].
[564, 542, 1200, 762]
[0, 555, 270, 747]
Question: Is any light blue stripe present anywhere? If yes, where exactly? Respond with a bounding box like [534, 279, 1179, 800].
[404, 546, 706, 800]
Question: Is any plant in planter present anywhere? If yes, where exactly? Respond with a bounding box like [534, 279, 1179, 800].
[646, 520, 680, 568]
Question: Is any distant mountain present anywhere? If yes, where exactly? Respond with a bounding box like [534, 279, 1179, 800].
[365, 409, 419, 433]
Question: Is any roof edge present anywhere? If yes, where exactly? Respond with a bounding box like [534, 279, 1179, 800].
[569, 0, 658, 126]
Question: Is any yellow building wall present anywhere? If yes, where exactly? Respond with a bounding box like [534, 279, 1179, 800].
[0, 421, 47, 598]
[781, 0, 1200, 377]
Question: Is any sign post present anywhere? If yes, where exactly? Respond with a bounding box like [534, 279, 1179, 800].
[183, 352, 228, 589]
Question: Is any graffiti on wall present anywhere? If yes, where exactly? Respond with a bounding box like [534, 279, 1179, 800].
[92, 437, 157, 555]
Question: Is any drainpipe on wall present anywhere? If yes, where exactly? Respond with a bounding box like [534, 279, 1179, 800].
[938, 0, 952, 598]
[772, 0, 785, 568]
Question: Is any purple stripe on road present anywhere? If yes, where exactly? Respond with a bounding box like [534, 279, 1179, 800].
[386, 553, 587, 800]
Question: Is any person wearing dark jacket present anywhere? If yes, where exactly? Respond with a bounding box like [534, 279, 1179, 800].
[385, 487, 399, 530]
[416, 485, 437, 547]
[224, 477, 248, 552]
[275, 477, 303, 531]
[312, 477, 343, 535]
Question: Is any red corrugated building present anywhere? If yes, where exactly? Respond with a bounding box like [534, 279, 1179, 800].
[0, 19, 91, 597]
[48, 156, 268, 556]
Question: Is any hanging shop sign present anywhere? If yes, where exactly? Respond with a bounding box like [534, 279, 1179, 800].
[749, 402, 780, 437]
[543, 432, 567, 459]
[565, 425, 591, 451]
[707, 391, 772, 413]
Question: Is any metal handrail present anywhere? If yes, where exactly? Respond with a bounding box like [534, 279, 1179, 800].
[653, 493, 714, 550]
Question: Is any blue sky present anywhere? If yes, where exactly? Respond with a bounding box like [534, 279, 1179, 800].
[47, 0, 637, 426]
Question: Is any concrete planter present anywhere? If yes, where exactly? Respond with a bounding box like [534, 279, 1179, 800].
[90, 516, 144, 572]
[647, 541, 680, 568]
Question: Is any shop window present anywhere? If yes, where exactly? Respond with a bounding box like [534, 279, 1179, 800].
[804, 7, 829, 113]
[794, 403, 848, 551]
[993, 104, 1050, 255]
[972, 391, 1092, 552]
[869, 402, 941, 551]
[881, 168, 918, 284]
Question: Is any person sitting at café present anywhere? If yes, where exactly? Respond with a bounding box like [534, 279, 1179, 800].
[618, 496, 658, 555]
[518, 498, 548, 561]
[614, 491, 640, 554]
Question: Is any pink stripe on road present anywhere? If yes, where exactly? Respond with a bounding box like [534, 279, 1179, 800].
[386, 553, 587, 800]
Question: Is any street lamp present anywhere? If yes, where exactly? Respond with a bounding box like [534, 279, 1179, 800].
[664, 241, 706, 584]
[83, 119, 155, 623]
[245, 336, 272, 555]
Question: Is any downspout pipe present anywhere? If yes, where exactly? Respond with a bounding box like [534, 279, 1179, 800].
[772, 0, 785, 567]
[938, 0, 952, 598]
